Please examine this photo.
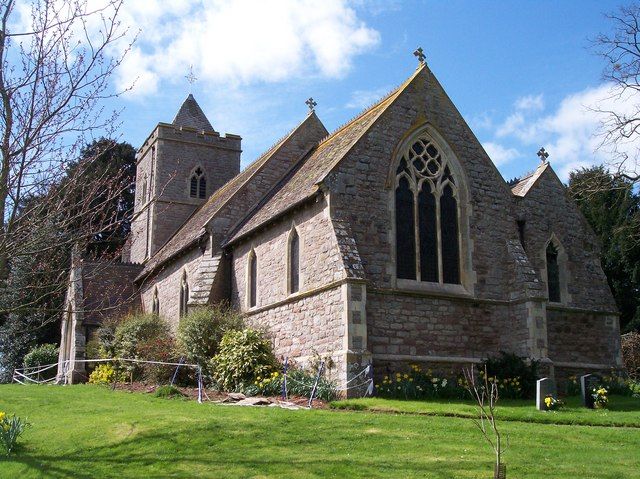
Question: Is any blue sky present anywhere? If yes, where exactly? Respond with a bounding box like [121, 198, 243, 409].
[107, 0, 628, 182]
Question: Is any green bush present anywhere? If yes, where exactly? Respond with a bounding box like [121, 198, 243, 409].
[23, 343, 58, 380]
[88, 363, 126, 385]
[210, 329, 277, 392]
[153, 385, 186, 399]
[0, 411, 30, 455]
[176, 305, 243, 377]
[480, 351, 539, 399]
[135, 335, 180, 384]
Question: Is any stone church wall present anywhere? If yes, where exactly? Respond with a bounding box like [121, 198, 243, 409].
[139, 247, 203, 331]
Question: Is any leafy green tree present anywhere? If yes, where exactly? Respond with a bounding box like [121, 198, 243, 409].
[568, 166, 640, 332]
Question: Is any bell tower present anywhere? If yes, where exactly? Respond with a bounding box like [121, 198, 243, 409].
[129, 94, 242, 263]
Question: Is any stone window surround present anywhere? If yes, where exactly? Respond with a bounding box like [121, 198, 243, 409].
[246, 248, 257, 309]
[152, 287, 159, 315]
[179, 270, 189, 317]
[386, 123, 475, 296]
[286, 223, 302, 296]
[186, 164, 207, 200]
[540, 233, 571, 306]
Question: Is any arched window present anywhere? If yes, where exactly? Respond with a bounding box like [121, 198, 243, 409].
[179, 272, 189, 317]
[546, 242, 561, 302]
[152, 288, 159, 315]
[289, 229, 300, 294]
[189, 167, 206, 199]
[395, 135, 461, 284]
[248, 250, 257, 308]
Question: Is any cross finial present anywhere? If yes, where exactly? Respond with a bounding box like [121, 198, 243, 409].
[185, 65, 197, 86]
[305, 97, 317, 111]
[537, 147, 549, 162]
[413, 47, 426, 65]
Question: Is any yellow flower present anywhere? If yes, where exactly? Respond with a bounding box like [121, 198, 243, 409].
[0, 411, 5, 422]
[408, 378, 413, 382]
[544, 397, 552, 407]
[403, 374, 409, 379]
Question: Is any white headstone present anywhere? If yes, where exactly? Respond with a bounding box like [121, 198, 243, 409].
[536, 377, 557, 410]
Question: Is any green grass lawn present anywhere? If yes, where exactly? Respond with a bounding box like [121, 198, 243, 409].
[0, 385, 639, 478]
[330, 395, 640, 427]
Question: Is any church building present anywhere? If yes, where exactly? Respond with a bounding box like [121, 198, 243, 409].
[58, 56, 623, 388]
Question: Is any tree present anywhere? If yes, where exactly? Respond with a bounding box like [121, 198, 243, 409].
[593, 3, 640, 187]
[568, 166, 640, 332]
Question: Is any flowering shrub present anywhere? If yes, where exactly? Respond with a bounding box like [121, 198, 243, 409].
[592, 386, 609, 409]
[544, 394, 563, 410]
[88, 364, 125, 385]
[376, 365, 468, 400]
[0, 411, 30, 455]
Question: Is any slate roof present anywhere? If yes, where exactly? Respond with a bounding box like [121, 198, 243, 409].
[172, 94, 214, 131]
[510, 162, 550, 197]
[226, 66, 425, 245]
[137, 112, 325, 280]
[81, 261, 142, 325]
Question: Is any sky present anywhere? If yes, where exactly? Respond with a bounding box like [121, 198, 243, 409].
[48, 0, 639, 182]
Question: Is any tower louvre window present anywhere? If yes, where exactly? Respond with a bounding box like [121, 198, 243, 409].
[395, 135, 461, 285]
[189, 167, 206, 199]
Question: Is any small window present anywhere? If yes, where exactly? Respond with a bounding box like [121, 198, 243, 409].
[289, 229, 300, 294]
[152, 289, 159, 315]
[517, 220, 526, 249]
[248, 251, 257, 308]
[179, 273, 189, 317]
[189, 167, 206, 199]
[546, 243, 561, 303]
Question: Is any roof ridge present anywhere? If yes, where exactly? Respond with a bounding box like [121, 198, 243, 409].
[316, 65, 425, 149]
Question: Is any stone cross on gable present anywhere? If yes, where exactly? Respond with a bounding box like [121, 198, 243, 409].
[185, 65, 197, 86]
[413, 47, 426, 65]
[305, 97, 317, 111]
[537, 147, 550, 162]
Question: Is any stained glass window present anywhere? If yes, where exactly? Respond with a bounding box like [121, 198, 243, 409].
[395, 135, 461, 285]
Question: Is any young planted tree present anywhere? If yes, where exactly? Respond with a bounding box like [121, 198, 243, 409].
[0, 0, 136, 379]
[464, 367, 508, 479]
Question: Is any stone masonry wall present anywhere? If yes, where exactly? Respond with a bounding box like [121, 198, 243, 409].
[139, 247, 203, 331]
[231, 197, 344, 309]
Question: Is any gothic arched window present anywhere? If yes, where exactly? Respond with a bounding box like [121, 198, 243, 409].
[189, 167, 206, 199]
[248, 250, 257, 308]
[179, 273, 189, 317]
[395, 135, 461, 284]
[289, 229, 300, 294]
[152, 288, 159, 315]
[546, 242, 561, 302]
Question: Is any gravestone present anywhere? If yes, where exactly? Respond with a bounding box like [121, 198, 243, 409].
[536, 377, 557, 410]
[580, 374, 601, 409]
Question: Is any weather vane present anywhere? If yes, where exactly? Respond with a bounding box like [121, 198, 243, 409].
[413, 47, 426, 65]
[537, 147, 549, 163]
[305, 97, 317, 112]
[185, 65, 197, 86]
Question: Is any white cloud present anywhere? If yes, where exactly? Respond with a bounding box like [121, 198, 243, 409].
[112, 0, 379, 97]
[490, 84, 640, 179]
[514, 94, 544, 111]
[346, 86, 392, 109]
[482, 142, 520, 166]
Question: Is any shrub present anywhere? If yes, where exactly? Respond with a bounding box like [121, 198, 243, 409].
[622, 332, 640, 380]
[23, 343, 58, 380]
[210, 328, 277, 392]
[480, 352, 539, 399]
[88, 363, 122, 385]
[176, 305, 243, 377]
[0, 411, 30, 455]
[113, 313, 170, 379]
[153, 385, 186, 399]
[135, 336, 179, 384]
